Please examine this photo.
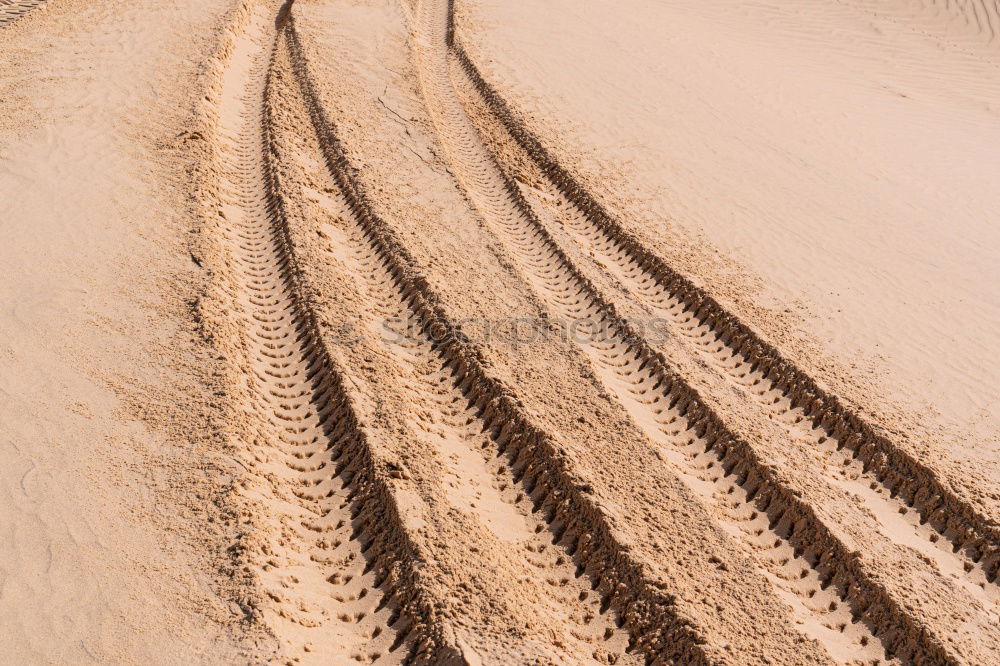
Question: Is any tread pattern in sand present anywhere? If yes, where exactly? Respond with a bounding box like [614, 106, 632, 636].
[404, 0, 994, 662]
[448, 0, 1000, 596]
[199, 3, 463, 662]
[446, 39, 1000, 635]
[445, 20, 1000, 603]
[273, 16, 641, 663]
[178, 0, 1000, 661]
[275, 10, 717, 663]
[209, 10, 402, 665]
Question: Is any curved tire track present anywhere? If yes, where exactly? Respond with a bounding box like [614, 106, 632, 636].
[525, 172, 1000, 613]
[273, 15, 642, 663]
[409, 0, 969, 663]
[197, 2, 471, 662]
[278, 12, 726, 665]
[446, 22, 1000, 606]
[447, 20, 1000, 627]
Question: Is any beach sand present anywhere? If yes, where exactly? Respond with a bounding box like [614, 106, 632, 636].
[1, 0, 997, 663]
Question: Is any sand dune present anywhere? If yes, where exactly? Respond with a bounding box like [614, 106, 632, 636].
[1, 0, 997, 663]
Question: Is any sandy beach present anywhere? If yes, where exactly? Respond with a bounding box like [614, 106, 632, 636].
[2, 0, 998, 663]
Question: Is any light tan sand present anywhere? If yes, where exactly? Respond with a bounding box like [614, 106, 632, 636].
[454, 0, 1000, 510]
[1, 0, 997, 664]
[0, 0, 264, 662]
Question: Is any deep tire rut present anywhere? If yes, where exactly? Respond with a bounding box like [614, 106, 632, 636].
[275, 16, 640, 663]
[189, 0, 999, 662]
[409, 0, 970, 663]
[449, 37, 1000, 617]
[209, 5, 403, 662]
[447, 21, 1000, 606]
[273, 11, 725, 665]
[545, 182, 1000, 611]
[200, 2, 469, 662]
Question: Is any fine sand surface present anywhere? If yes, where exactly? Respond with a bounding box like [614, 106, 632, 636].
[1, 0, 997, 664]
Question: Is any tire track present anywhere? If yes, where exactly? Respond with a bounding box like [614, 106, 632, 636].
[271, 16, 640, 663]
[211, 5, 404, 661]
[197, 2, 469, 662]
[278, 13, 724, 664]
[446, 15, 1000, 614]
[409, 0, 963, 663]
[296, 199, 637, 663]
[526, 166, 1000, 612]
[0, 0, 46, 26]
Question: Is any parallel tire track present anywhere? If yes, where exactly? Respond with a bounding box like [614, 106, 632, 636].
[525, 171, 1000, 612]
[280, 13, 718, 665]
[411, 0, 966, 663]
[448, 17, 1000, 622]
[274, 16, 639, 663]
[445, 0, 1000, 617]
[419, 3, 891, 661]
[200, 2, 466, 662]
